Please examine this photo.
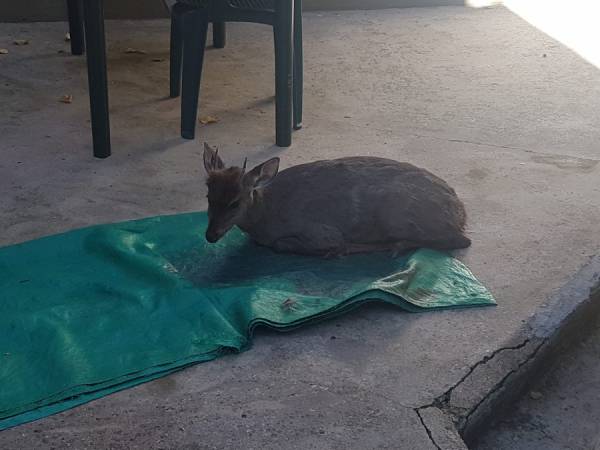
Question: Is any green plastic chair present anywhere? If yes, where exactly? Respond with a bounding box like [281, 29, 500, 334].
[170, 0, 303, 147]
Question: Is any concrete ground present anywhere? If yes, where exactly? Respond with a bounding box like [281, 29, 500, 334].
[1, 5, 600, 449]
[475, 318, 600, 450]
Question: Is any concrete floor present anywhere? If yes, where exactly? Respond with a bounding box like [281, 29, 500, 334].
[475, 319, 600, 450]
[1, 5, 600, 449]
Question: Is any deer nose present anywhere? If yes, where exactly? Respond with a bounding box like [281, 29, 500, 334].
[205, 229, 220, 243]
[206, 231, 219, 244]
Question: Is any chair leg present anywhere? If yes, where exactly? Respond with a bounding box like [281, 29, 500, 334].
[67, 0, 85, 55]
[273, 0, 294, 147]
[169, 3, 185, 98]
[181, 10, 209, 140]
[213, 22, 226, 49]
[82, 0, 111, 158]
[293, 0, 303, 130]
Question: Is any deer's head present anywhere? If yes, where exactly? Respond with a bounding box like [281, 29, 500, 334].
[203, 143, 280, 243]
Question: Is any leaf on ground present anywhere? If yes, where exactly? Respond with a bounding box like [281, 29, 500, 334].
[124, 48, 148, 55]
[281, 298, 297, 312]
[152, 58, 165, 62]
[529, 391, 543, 400]
[59, 95, 73, 104]
[0, 49, 8, 55]
[13, 39, 29, 46]
[199, 116, 219, 126]
[65, 32, 71, 42]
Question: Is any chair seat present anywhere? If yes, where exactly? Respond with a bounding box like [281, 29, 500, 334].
[230, 0, 275, 10]
[178, 0, 275, 11]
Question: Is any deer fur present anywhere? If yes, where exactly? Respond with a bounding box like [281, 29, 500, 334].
[202, 143, 471, 256]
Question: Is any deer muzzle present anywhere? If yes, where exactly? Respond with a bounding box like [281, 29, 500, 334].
[205, 221, 233, 243]
[205, 228, 222, 243]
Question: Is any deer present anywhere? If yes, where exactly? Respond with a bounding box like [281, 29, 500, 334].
[202, 143, 471, 257]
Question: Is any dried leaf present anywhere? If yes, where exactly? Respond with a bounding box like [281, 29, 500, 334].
[529, 391, 543, 400]
[152, 58, 165, 63]
[198, 115, 219, 126]
[13, 39, 29, 46]
[281, 298, 297, 311]
[124, 48, 147, 55]
[65, 32, 71, 42]
[59, 95, 73, 104]
[0, 49, 8, 55]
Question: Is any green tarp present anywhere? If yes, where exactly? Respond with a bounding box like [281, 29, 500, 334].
[0, 212, 495, 430]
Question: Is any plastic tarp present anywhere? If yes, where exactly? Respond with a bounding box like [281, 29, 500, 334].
[0, 212, 495, 430]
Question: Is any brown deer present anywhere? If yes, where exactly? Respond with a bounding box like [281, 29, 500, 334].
[202, 143, 471, 257]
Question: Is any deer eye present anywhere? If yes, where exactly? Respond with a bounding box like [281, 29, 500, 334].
[229, 199, 240, 209]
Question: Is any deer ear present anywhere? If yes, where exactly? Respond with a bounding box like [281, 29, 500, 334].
[243, 157, 280, 190]
[203, 143, 225, 173]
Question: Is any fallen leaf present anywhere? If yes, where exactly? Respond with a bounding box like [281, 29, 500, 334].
[65, 32, 71, 42]
[152, 58, 165, 62]
[59, 95, 73, 104]
[13, 39, 29, 46]
[198, 115, 219, 126]
[124, 47, 147, 55]
[281, 298, 297, 311]
[0, 49, 8, 55]
[529, 391, 543, 400]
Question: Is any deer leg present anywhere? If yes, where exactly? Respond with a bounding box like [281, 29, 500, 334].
[272, 224, 345, 257]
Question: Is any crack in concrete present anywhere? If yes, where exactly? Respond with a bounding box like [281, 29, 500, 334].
[445, 138, 528, 152]
[347, 126, 600, 167]
[462, 339, 546, 428]
[405, 132, 535, 153]
[415, 407, 442, 450]
[413, 258, 600, 447]
[412, 134, 600, 164]
[414, 339, 543, 448]
[418, 339, 531, 412]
